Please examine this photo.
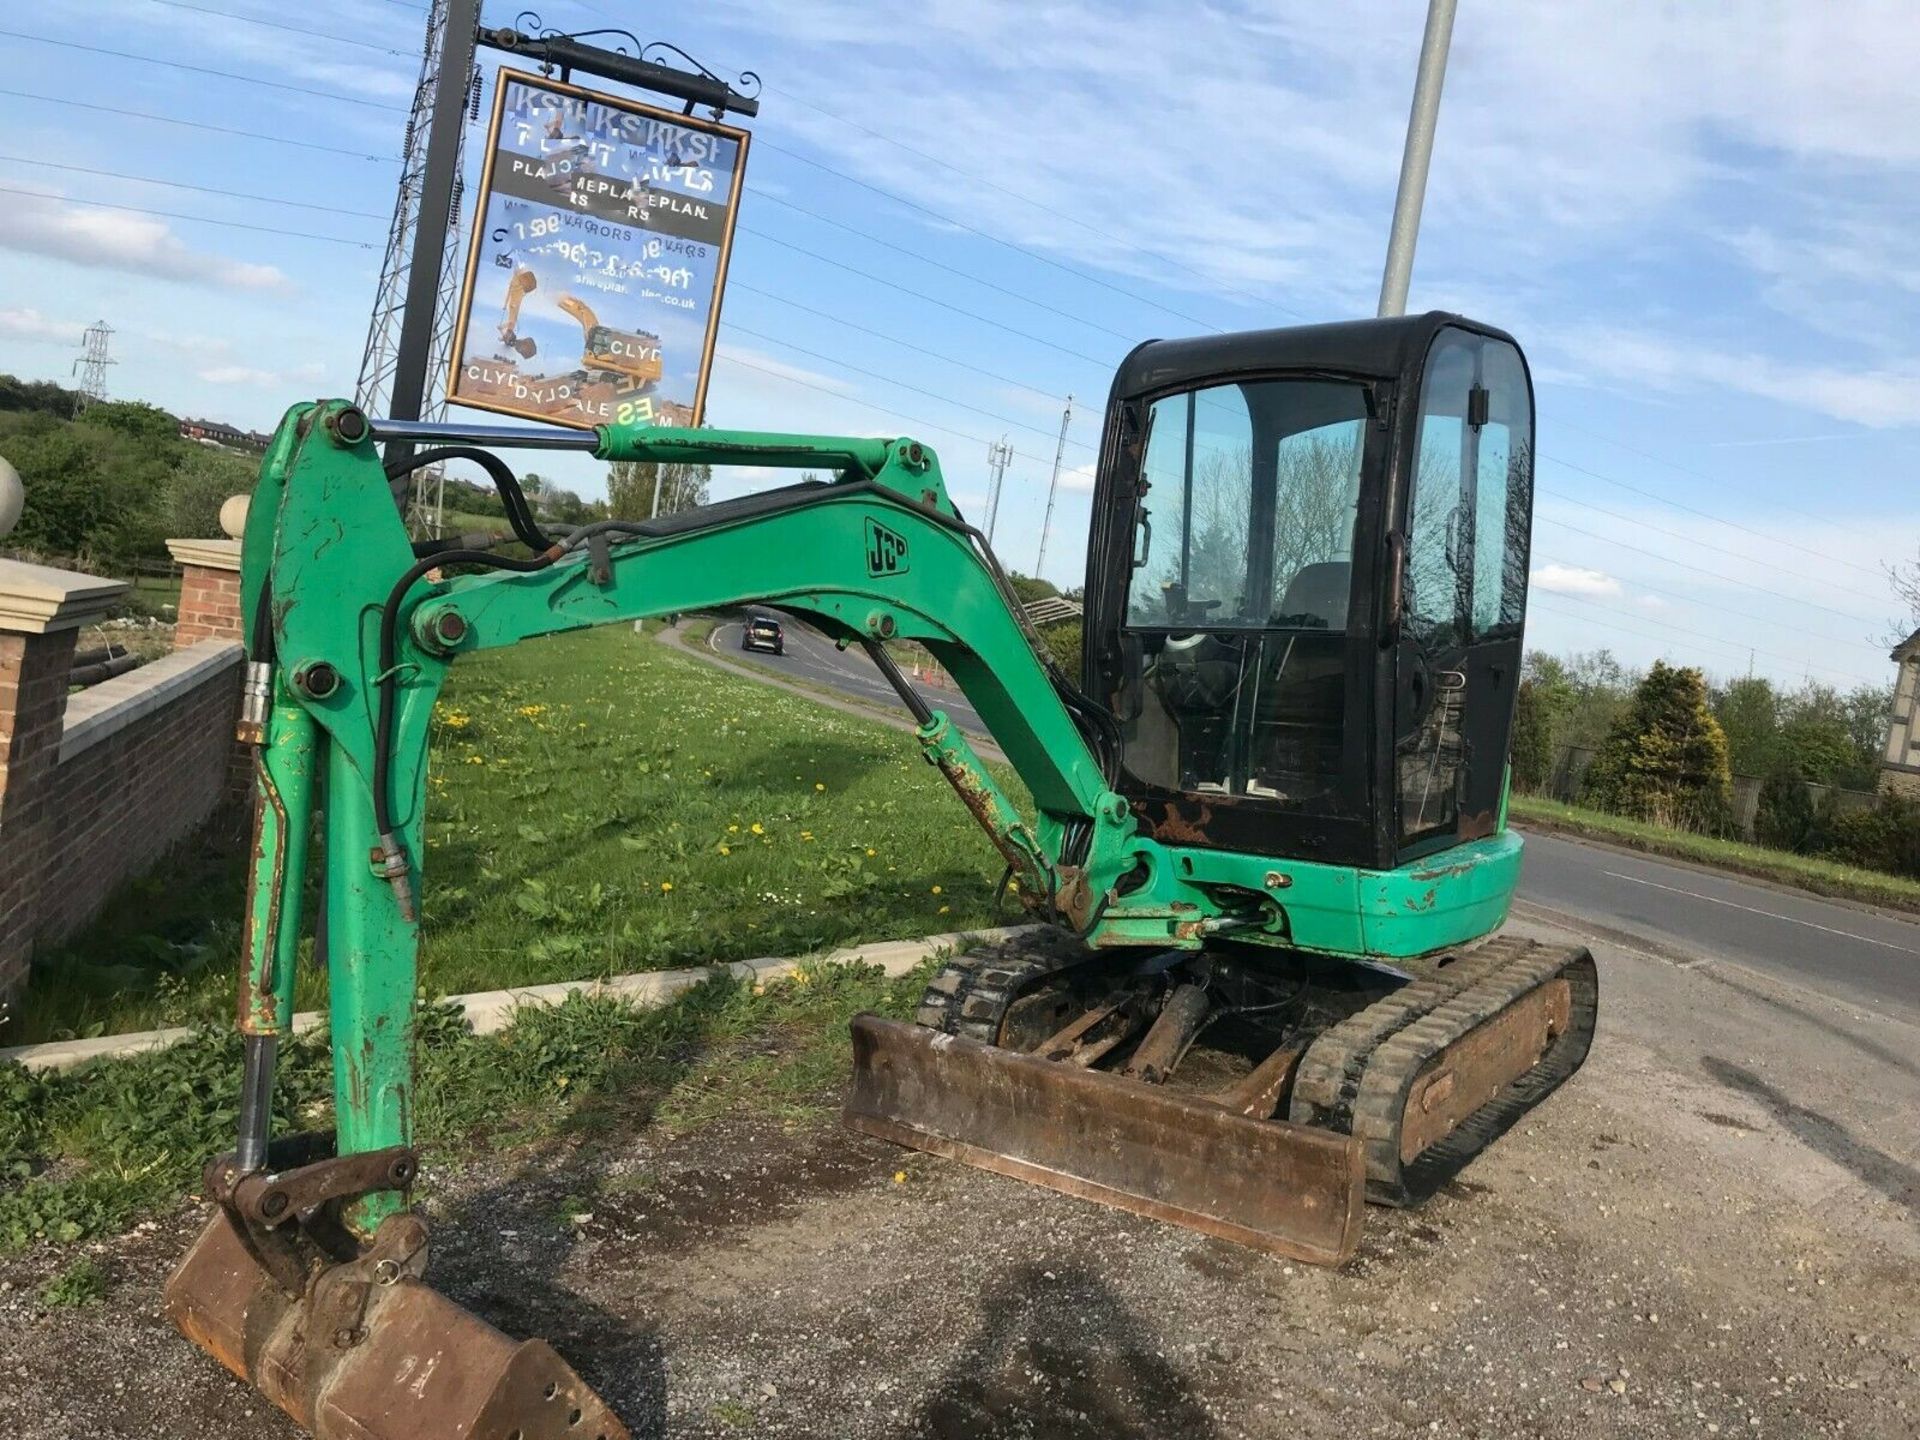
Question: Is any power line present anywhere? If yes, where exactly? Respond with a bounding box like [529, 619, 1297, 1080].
[1529, 592, 1872, 685]
[1549, 412, 1895, 552]
[1536, 514, 1879, 628]
[0, 154, 387, 221]
[757, 82, 1310, 329]
[139, 0, 409, 55]
[1531, 551, 1883, 656]
[732, 282, 1070, 408]
[720, 41, 1895, 617]
[1538, 483, 1889, 607]
[0, 88, 395, 161]
[751, 189, 1140, 346]
[0, 30, 408, 111]
[739, 225, 1120, 375]
[1541, 450, 1886, 583]
[712, 350, 1029, 474]
[0, 184, 374, 247]
[723, 321, 1091, 452]
[755, 139, 1242, 338]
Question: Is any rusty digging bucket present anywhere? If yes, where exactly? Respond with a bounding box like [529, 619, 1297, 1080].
[165, 1207, 629, 1440]
[843, 1014, 1366, 1265]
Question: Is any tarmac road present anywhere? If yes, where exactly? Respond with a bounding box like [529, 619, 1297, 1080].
[700, 615, 1920, 1028]
[710, 615, 989, 737]
[1515, 829, 1920, 1026]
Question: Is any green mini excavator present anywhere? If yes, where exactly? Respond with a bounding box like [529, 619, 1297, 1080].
[164, 312, 1595, 1440]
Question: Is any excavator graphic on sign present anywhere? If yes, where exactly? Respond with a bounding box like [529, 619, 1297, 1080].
[556, 293, 664, 396]
[494, 266, 538, 361]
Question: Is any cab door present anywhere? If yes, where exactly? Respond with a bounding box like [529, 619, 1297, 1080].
[1391, 327, 1534, 859]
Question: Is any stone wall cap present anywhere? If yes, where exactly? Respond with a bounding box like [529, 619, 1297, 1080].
[0, 558, 128, 634]
[165, 537, 242, 571]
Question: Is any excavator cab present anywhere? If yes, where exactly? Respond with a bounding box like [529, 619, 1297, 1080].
[1083, 313, 1534, 871]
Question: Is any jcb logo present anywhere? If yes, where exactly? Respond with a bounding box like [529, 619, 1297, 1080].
[865, 518, 910, 577]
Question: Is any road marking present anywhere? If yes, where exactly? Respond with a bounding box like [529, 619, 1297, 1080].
[1600, 870, 1920, 956]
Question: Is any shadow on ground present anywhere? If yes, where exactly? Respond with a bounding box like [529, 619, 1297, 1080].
[902, 1260, 1220, 1440]
[1702, 1055, 1919, 1220]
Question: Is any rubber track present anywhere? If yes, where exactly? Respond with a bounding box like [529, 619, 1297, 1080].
[1290, 938, 1599, 1207]
[913, 931, 1095, 1043]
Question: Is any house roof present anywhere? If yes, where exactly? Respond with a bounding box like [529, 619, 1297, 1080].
[1891, 628, 1920, 662]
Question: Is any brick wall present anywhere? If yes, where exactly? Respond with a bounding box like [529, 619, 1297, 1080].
[0, 629, 78, 1003]
[0, 551, 247, 1016]
[31, 643, 244, 944]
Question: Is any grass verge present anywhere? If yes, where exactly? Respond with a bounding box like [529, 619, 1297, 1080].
[1510, 795, 1920, 914]
[12, 625, 1024, 1043]
[0, 958, 932, 1253]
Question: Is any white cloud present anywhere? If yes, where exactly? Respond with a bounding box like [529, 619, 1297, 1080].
[1531, 564, 1622, 598]
[1558, 326, 1920, 428]
[198, 363, 327, 388]
[1058, 462, 1097, 493]
[0, 308, 82, 345]
[0, 194, 291, 293]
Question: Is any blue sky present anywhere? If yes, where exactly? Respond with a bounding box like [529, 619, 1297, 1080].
[2, 0, 1917, 690]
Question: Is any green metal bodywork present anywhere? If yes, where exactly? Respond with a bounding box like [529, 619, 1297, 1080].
[234, 401, 1520, 1229]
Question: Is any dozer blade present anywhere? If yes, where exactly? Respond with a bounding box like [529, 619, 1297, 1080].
[165, 1207, 629, 1440]
[843, 1013, 1365, 1265]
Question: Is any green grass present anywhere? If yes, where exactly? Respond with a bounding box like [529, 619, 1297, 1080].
[1510, 795, 1920, 913]
[9, 625, 1022, 1043]
[38, 1256, 108, 1307]
[0, 958, 934, 1253]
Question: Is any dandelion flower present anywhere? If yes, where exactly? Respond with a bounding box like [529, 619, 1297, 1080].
[660, 881, 673, 892]
[930, 884, 943, 895]
[892, 1171, 907, 1184]
[718, 844, 731, 855]
[814, 782, 826, 791]
[866, 848, 876, 857]
[939, 905, 950, 915]
[750, 822, 765, 835]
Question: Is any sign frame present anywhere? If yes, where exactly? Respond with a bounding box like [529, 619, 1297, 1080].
[446, 66, 751, 430]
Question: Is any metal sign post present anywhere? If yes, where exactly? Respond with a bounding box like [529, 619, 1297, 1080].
[1377, 0, 1458, 319]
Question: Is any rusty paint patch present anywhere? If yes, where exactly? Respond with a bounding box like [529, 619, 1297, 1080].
[238, 758, 287, 1036]
[1456, 808, 1498, 842]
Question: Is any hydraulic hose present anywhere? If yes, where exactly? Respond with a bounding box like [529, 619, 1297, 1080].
[371, 546, 555, 918]
[383, 446, 554, 553]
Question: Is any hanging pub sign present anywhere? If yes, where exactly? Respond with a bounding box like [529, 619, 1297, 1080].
[448, 68, 750, 429]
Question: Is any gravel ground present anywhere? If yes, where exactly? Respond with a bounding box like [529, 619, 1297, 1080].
[3, 911, 1915, 1439]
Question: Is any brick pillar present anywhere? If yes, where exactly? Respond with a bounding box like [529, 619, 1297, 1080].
[167, 537, 251, 811]
[0, 561, 127, 1013]
[166, 538, 244, 648]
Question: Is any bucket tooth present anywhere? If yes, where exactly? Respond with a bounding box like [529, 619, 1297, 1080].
[843, 1013, 1365, 1265]
[165, 1208, 629, 1440]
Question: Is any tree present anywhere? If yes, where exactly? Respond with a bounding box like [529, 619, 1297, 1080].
[606, 459, 709, 520]
[1509, 679, 1555, 793]
[1754, 761, 1816, 852]
[1712, 675, 1780, 777]
[0, 409, 173, 566]
[1582, 660, 1733, 831]
[167, 449, 255, 537]
[1005, 571, 1060, 604]
[77, 399, 179, 449]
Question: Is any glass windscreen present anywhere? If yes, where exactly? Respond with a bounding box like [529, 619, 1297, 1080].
[1126, 380, 1368, 629]
[1118, 378, 1369, 814]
